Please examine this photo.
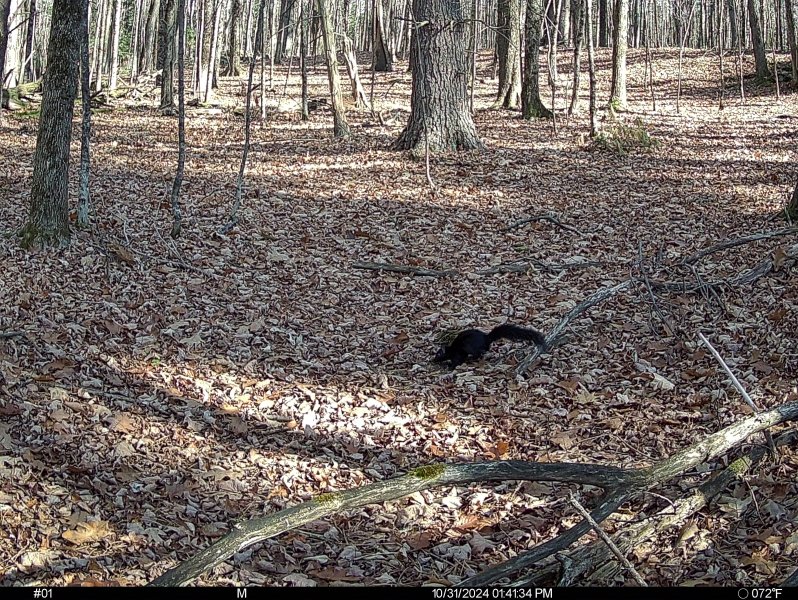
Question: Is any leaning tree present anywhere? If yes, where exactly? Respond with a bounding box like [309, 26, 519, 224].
[393, 0, 482, 153]
[21, 0, 83, 248]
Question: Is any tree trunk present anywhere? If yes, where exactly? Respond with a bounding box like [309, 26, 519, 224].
[23, 0, 36, 82]
[109, 0, 123, 89]
[747, 0, 770, 78]
[522, 0, 552, 118]
[170, 0, 186, 238]
[224, 0, 242, 75]
[22, 0, 82, 248]
[0, 0, 12, 88]
[77, 0, 91, 228]
[160, 0, 177, 110]
[317, 0, 350, 137]
[786, 0, 798, 81]
[143, 0, 161, 72]
[374, 0, 393, 71]
[394, 0, 482, 151]
[342, 34, 369, 108]
[787, 179, 798, 220]
[585, 0, 597, 135]
[609, 0, 628, 109]
[495, 0, 521, 109]
[568, 0, 584, 115]
[598, 0, 608, 46]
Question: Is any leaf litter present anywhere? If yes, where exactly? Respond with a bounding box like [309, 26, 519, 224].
[0, 49, 796, 586]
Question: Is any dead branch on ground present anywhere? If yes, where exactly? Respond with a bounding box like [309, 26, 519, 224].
[353, 262, 458, 277]
[503, 213, 582, 234]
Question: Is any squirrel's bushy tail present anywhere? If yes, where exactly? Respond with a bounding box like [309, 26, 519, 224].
[486, 324, 546, 348]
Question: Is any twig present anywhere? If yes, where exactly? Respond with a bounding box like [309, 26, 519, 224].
[353, 262, 457, 277]
[504, 213, 581, 234]
[0, 331, 25, 339]
[698, 331, 775, 453]
[568, 493, 647, 586]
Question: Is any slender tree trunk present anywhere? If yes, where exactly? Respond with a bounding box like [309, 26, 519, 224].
[160, 0, 177, 110]
[109, 0, 123, 89]
[786, 0, 798, 81]
[300, 0, 308, 118]
[144, 0, 161, 72]
[92, 0, 106, 89]
[522, 0, 552, 118]
[23, 0, 36, 82]
[22, 0, 82, 248]
[374, 0, 393, 70]
[317, 0, 350, 137]
[747, 0, 770, 77]
[568, 0, 584, 115]
[342, 34, 370, 108]
[170, 0, 186, 238]
[585, 0, 597, 135]
[77, 0, 91, 228]
[0, 0, 13, 91]
[495, 0, 521, 109]
[598, 0, 608, 46]
[609, 0, 628, 109]
[225, 0, 243, 74]
[394, 0, 482, 151]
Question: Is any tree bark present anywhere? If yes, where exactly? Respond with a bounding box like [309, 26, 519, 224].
[160, 0, 177, 110]
[170, 0, 186, 238]
[23, 0, 36, 82]
[598, 0, 608, 46]
[143, 0, 161, 72]
[0, 0, 11, 89]
[747, 0, 769, 78]
[393, 0, 482, 152]
[609, 0, 629, 109]
[786, 0, 798, 82]
[495, 0, 521, 109]
[77, 0, 91, 228]
[317, 0, 350, 138]
[568, 0, 585, 115]
[522, 0, 552, 118]
[374, 0, 393, 71]
[224, 0, 243, 75]
[585, 0, 597, 136]
[22, 0, 82, 248]
[109, 0, 123, 89]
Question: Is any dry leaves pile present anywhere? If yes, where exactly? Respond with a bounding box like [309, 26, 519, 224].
[0, 49, 796, 586]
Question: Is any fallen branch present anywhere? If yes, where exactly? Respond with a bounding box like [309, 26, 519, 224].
[504, 213, 582, 234]
[353, 262, 458, 277]
[478, 258, 602, 275]
[682, 227, 798, 265]
[149, 461, 636, 586]
[149, 399, 798, 587]
[516, 279, 636, 375]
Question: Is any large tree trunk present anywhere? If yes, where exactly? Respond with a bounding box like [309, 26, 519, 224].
[22, 0, 82, 248]
[495, 0, 521, 109]
[522, 0, 552, 118]
[317, 0, 350, 138]
[160, 0, 177, 111]
[747, 0, 770, 78]
[224, 0, 243, 75]
[394, 0, 482, 152]
[609, 0, 629, 109]
[0, 0, 11, 88]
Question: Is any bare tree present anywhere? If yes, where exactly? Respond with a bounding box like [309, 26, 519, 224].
[77, 0, 91, 228]
[394, 0, 483, 152]
[495, 0, 522, 109]
[522, 0, 552, 118]
[22, 0, 82, 248]
[170, 0, 186, 238]
[317, 0, 350, 138]
[747, 0, 770, 78]
[608, 0, 629, 110]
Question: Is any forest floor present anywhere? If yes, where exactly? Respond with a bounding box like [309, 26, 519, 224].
[0, 48, 797, 587]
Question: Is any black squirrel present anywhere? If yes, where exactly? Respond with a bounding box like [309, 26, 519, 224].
[433, 324, 547, 369]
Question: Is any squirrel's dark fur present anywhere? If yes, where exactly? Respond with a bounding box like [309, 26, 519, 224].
[433, 324, 547, 369]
